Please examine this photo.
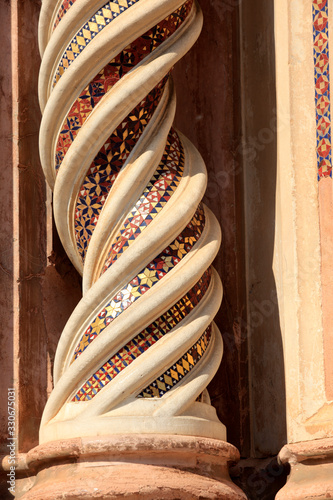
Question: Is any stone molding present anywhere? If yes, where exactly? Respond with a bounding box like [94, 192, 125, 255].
[5, 435, 246, 499]
[276, 437, 333, 499]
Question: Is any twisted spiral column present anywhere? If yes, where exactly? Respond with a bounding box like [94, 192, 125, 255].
[38, 0, 226, 444]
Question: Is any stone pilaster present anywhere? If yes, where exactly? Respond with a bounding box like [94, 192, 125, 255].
[273, 0, 333, 496]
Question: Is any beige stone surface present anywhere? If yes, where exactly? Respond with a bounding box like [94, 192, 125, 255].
[274, 0, 333, 444]
[319, 179, 333, 401]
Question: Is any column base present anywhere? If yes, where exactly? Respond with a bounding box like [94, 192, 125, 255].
[13, 434, 246, 499]
[276, 437, 333, 499]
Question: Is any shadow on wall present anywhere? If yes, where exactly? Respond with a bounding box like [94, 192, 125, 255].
[173, 0, 287, 482]
[238, 0, 287, 463]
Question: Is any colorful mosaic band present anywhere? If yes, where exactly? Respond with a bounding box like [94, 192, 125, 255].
[72, 204, 206, 361]
[138, 324, 212, 398]
[101, 129, 185, 272]
[53, 0, 77, 30]
[313, 0, 332, 179]
[74, 80, 167, 261]
[55, 1, 194, 171]
[53, 0, 139, 86]
[54, 1, 193, 263]
[73, 268, 212, 401]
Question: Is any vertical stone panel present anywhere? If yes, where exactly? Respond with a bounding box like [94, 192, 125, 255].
[0, 0, 14, 460]
[274, 0, 333, 494]
[14, 0, 47, 452]
[274, 0, 332, 445]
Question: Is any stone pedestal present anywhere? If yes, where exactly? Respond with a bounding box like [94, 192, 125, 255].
[276, 437, 333, 499]
[11, 435, 246, 499]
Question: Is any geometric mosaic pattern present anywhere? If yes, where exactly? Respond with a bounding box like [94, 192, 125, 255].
[53, 0, 139, 87]
[138, 325, 212, 398]
[55, 1, 193, 172]
[313, 0, 332, 179]
[53, 0, 77, 30]
[72, 204, 206, 361]
[52, 2, 194, 264]
[74, 80, 166, 261]
[72, 268, 212, 401]
[101, 130, 185, 272]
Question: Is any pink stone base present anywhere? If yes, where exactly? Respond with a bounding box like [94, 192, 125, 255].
[14, 435, 246, 499]
[276, 437, 333, 499]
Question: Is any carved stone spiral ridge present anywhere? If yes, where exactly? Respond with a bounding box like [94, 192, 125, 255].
[38, 0, 226, 443]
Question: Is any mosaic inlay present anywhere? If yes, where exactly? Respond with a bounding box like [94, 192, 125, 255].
[53, 0, 77, 30]
[53, 0, 139, 87]
[138, 325, 212, 398]
[74, 80, 167, 261]
[53, 1, 193, 87]
[55, 2, 193, 171]
[73, 268, 212, 401]
[53, 2, 193, 262]
[101, 130, 184, 273]
[72, 204, 205, 360]
[313, 0, 332, 179]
